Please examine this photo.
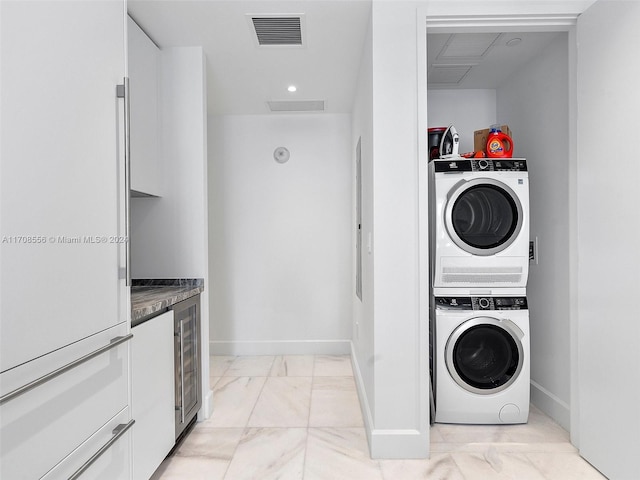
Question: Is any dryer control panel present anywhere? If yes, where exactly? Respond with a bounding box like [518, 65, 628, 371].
[435, 296, 528, 310]
[433, 159, 527, 173]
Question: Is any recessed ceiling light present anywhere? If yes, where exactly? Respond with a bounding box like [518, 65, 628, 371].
[288, 85, 297, 92]
[506, 38, 522, 47]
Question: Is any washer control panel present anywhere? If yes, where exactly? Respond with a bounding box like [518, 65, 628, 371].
[435, 296, 528, 310]
[433, 159, 527, 173]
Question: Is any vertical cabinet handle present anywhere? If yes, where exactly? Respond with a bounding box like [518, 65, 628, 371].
[116, 78, 131, 286]
[68, 419, 135, 480]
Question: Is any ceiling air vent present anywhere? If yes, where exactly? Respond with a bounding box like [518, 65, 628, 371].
[438, 33, 501, 59]
[251, 15, 303, 46]
[428, 65, 474, 86]
[267, 100, 325, 112]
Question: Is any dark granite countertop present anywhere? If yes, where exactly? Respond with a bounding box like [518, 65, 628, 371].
[131, 279, 204, 326]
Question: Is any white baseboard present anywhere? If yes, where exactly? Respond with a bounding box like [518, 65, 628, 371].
[530, 380, 570, 431]
[209, 339, 351, 356]
[198, 389, 214, 421]
[350, 342, 429, 459]
[370, 429, 429, 459]
[350, 342, 374, 441]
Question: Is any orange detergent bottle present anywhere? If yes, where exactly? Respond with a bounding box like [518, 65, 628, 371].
[486, 125, 514, 158]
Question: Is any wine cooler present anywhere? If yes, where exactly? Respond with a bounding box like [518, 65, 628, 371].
[171, 295, 201, 440]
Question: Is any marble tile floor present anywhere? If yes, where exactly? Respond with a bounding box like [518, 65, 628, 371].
[150, 355, 605, 480]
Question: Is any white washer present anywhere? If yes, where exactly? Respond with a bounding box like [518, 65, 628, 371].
[433, 295, 530, 424]
[429, 158, 530, 293]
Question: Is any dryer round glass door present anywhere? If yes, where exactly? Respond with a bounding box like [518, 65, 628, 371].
[444, 178, 523, 256]
[445, 317, 524, 395]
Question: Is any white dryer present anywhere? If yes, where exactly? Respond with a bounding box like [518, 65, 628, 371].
[433, 294, 530, 424]
[429, 158, 529, 293]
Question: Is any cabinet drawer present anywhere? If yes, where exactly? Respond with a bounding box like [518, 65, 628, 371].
[0, 336, 130, 479]
[42, 407, 132, 480]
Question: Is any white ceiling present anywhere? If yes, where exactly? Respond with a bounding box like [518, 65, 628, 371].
[427, 31, 565, 90]
[128, 0, 372, 116]
[128, 1, 567, 116]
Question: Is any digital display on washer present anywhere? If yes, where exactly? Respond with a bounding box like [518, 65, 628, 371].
[435, 297, 528, 310]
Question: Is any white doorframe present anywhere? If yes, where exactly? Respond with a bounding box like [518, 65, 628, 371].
[417, 8, 580, 446]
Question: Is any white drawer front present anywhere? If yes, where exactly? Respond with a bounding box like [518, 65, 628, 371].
[0, 337, 130, 479]
[132, 311, 175, 480]
[42, 407, 132, 480]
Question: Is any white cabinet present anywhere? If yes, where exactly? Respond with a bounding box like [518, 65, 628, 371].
[42, 407, 133, 480]
[1, 325, 131, 479]
[1, 0, 127, 372]
[0, 1, 130, 478]
[132, 311, 176, 480]
[128, 16, 162, 197]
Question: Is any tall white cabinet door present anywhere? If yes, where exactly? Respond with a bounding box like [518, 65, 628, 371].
[0, 1, 127, 371]
[128, 15, 162, 197]
[576, 1, 640, 478]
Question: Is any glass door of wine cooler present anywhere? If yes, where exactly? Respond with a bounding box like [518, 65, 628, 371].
[172, 295, 201, 439]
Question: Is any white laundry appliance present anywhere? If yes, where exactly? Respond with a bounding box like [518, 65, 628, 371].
[433, 294, 530, 424]
[429, 158, 529, 294]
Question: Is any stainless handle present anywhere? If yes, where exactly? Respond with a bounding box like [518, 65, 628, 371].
[68, 419, 135, 480]
[0, 334, 133, 405]
[179, 319, 185, 424]
[117, 78, 131, 286]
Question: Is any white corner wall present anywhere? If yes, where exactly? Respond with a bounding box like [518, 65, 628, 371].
[497, 33, 571, 429]
[208, 113, 352, 355]
[368, 1, 429, 458]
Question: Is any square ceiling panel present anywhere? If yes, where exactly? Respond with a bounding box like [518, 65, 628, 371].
[428, 64, 473, 85]
[438, 33, 501, 59]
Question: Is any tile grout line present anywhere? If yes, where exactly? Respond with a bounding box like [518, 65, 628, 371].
[244, 357, 275, 427]
[221, 356, 275, 479]
[301, 356, 316, 479]
[220, 376, 267, 480]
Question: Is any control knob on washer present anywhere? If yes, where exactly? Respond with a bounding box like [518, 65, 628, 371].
[478, 298, 490, 309]
[478, 159, 489, 170]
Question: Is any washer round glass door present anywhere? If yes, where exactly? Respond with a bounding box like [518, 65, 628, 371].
[445, 317, 524, 395]
[445, 178, 523, 256]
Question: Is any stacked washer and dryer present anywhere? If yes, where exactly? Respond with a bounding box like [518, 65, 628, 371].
[429, 157, 531, 425]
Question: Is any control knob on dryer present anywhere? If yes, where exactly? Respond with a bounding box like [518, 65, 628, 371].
[478, 298, 490, 309]
[478, 159, 489, 170]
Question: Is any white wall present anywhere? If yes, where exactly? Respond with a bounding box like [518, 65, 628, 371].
[208, 113, 352, 355]
[424, 0, 597, 17]
[576, 1, 640, 477]
[368, 1, 429, 458]
[497, 33, 571, 429]
[350, 10, 375, 445]
[427, 89, 497, 153]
